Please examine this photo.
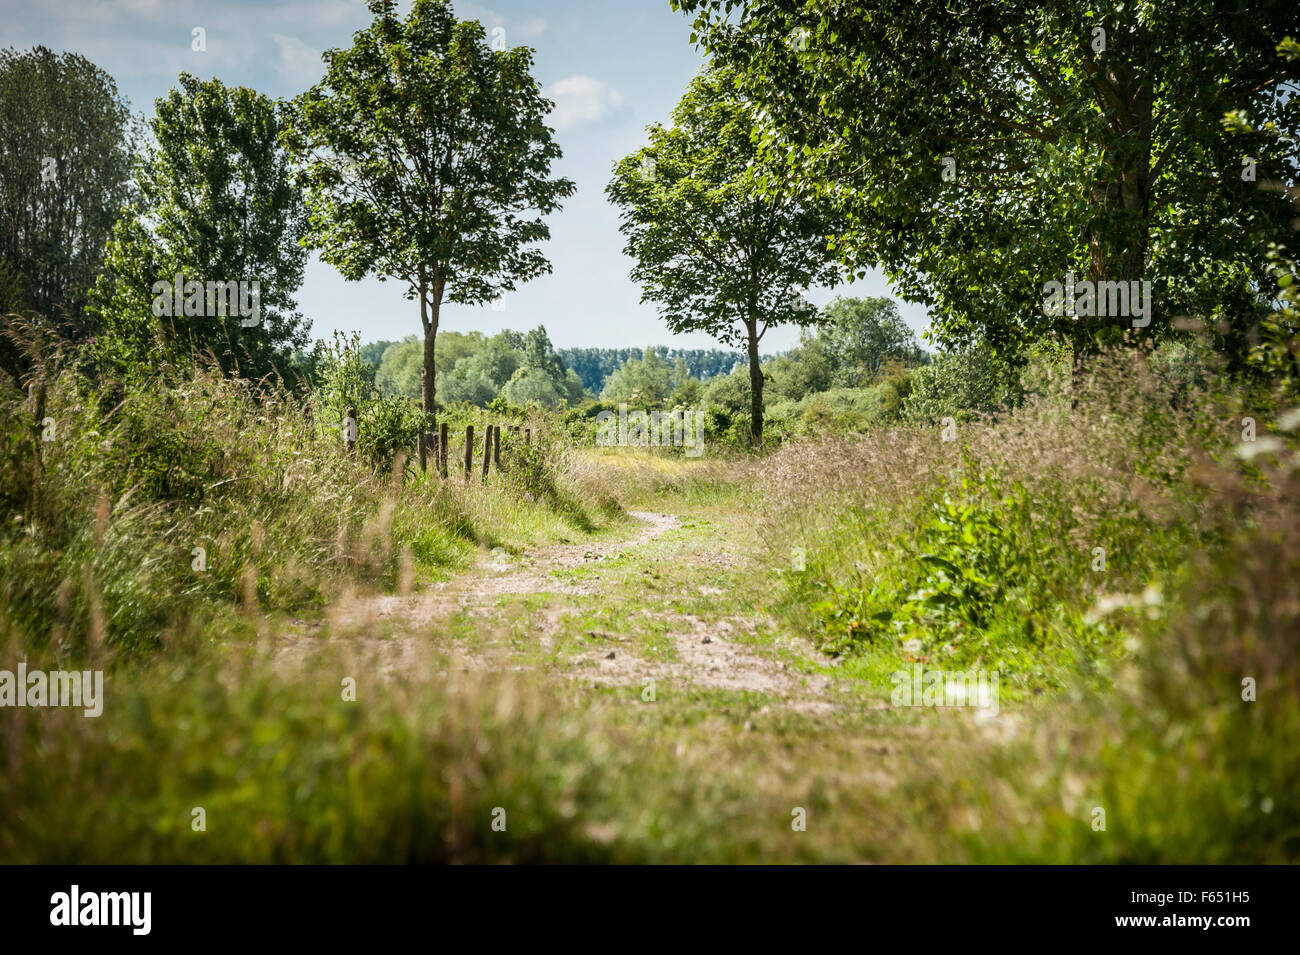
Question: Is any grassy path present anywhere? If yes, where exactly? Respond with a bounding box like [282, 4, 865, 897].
[264, 487, 997, 861]
[302, 490, 878, 717]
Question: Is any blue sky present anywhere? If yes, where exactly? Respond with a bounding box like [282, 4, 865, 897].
[2, 0, 930, 353]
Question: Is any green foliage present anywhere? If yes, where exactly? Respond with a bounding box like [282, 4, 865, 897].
[499, 366, 566, 408]
[0, 315, 621, 658]
[560, 346, 741, 394]
[805, 469, 1065, 665]
[818, 297, 925, 387]
[699, 364, 755, 446]
[599, 348, 680, 405]
[767, 382, 907, 437]
[607, 63, 843, 443]
[358, 339, 395, 370]
[764, 332, 833, 402]
[901, 344, 1021, 422]
[0, 46, 135, 344]
[314, 331, 427, 471]
[766, 341, 1238, 696]
[374, 336, 422, 397]
[1249, 245, 1300, 404]
[88, 73, 308, 381]
[676, 0, 1300, 361]
[371, 326, 585, 410]
[286, 0, 574, 412]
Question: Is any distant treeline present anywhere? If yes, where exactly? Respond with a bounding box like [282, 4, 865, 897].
[558, 347, 743, 394]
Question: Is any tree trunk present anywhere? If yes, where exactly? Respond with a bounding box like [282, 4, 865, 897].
[1085, 70, 1153, 352]
[419, 274, 442, 418]
[745, 320, 763, 447]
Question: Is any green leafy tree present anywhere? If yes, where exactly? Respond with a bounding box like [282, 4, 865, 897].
[442, 363, 501, 406]
[359, 339, 395, 370]
[380, 329, 495, 398]
[434, 330, 488, 377]
[89, 73, 308, 380]
[0, 47, 135, 342]
[670, 358, 705, 406]
[499, 325, 583, 407]
[819, 297, 925, 387]
[608, 64, 843, 444]
[1229, 37, 1300, 403]
[901, 344, 1021, 423]
[499, 365, 566, 408]
[375, 336, 422, 397]
[444, 332, 522, 404]
[285, 0, 574, 421]
[765, 331, 833, 401]
[600, 347, 678, 405]
[676, 0, 1300, 363]
[558, 346, 742, 393]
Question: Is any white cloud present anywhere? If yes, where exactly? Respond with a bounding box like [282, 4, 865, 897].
[111, 0, 163, 13]
[545, 75, 623, 131]
[271, 34, 323, 90]
[272, 1, 356, 28]
[454, 3, 547, 43]
[515, 16, 547, 39]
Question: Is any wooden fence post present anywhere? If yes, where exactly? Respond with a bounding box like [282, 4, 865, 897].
[344, 407, 357, 457]
[524, 427, 531, 448]
[439, 422, 449, 478]
[493, 424, 501, 469]
[463, 425, 474, 480]
[481, 426, 492, 482]
[29, 381, 46, 515]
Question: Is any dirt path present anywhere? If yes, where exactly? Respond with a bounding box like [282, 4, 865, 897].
[282, 508, 846, 713]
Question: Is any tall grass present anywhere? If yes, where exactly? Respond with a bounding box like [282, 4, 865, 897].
[757, 347, 1235, 685]
[752, 344, 1300, 860]
[3, 321, 1297, 863]
[0, 317, 621, 658]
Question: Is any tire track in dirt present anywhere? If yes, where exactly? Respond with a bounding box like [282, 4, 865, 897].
[280, 509, 848, 712]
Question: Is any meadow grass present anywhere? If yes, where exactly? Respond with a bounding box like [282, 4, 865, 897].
[2, 340, 1297, 863]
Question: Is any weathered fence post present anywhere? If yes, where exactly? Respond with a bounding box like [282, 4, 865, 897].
[481, 426, 492, 482]
[493, 424, 501, 469]
[30, 380, 46, 464]
[463, 425, 474, 480]
[344, 407, 357, 457]
[439, 422, 449, 478]
[524, 427, 531, 448]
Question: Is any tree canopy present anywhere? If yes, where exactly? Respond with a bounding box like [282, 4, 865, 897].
[0, 46, 135, 348]
[89, 73, 308, 381]
[285, 0, 574, 417]
[608, 63, 843, 443]
[818, 296, 925, 387]
[675, 0, 1300, 364]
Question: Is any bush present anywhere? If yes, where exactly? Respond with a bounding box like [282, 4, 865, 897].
[314, 330, 428, 472]
[901, 344, 1021, 422]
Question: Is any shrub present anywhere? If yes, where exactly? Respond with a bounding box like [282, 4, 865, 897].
[901, 344, 1021, 422]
